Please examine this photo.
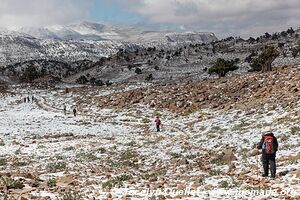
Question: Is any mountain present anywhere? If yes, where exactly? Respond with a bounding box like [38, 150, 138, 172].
[1, 23, 299, 86]
[0, 22, 217, 66]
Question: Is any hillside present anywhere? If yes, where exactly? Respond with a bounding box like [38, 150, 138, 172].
[0, 66, 300, 199]
[92, 65, 300, 113]
[0, 22, 217, 66]
[1, 25, 299, 85]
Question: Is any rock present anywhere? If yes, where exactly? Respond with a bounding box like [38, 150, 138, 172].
[278, 170, 289, 177]
[177, 158, 189, 166]
[295, 169, 300, 178]
[105, 193, 113, 200]
[248, 149, 259, 157]
[56, 176, 75, 187]
[177, 183, 185, 191]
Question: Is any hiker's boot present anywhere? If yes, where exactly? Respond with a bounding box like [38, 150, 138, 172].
[271, 174, 275, 179]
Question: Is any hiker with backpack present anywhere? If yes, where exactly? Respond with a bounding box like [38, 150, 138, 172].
[63, 105, 67, 115]
[154, 116, 161, 132]
[257, 127, 278, 178]
[73, 108, 77, 117]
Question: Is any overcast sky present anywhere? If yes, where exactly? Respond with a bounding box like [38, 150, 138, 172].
[0, 0, 299, 38]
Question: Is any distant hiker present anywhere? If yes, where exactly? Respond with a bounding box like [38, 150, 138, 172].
[154, 116, 161, 132]
[73, 108, 77, 117]
[27, 96, 30, 102]
[32, 96, 35, 102]
[24, 97, 26, 103]
[257, 127, 278, 178]
[63, 105, 67, 115]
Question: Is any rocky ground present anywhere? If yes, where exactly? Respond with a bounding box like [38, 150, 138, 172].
[0, 66, 300, 199]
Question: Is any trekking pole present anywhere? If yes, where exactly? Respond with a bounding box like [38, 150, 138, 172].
[256, 145, 259, 178]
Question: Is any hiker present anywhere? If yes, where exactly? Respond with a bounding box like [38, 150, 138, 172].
[32, 96, 34, 102]
[24, 97, 26, 103]
[257, 127, 278, 178]
[154, 116, 161, 132]
[27, 96, 30, 102]
[73, 108, 77, 117]
[63, 105, 67, 115]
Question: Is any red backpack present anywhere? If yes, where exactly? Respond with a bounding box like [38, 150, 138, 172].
[155, 118, 161, 125]
[263, 136, 275, 154]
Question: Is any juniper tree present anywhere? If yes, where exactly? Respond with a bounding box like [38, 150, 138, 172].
[208, 58, 238, 78]
[250, 46, 279, 72]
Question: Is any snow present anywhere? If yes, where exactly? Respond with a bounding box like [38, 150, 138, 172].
[0, 85, 300, 199]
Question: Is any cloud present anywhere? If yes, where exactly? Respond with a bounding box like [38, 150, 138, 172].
[124, 0, 300, 37]
[0, 0, 299, 37]
[0, 0, 93, 29]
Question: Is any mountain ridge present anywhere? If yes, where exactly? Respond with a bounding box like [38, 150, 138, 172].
[0, 21, 217, 67]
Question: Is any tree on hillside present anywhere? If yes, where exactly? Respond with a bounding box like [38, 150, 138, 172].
[291, 41, 300, 58]
[76, 75, 88, 84]
[95, 79, 104, 86]
[90, 77, 96, 86]
[250, 46, 279, 72]
[291, 46, 300, 58]
[145, 74, 153, 82]
[264, 32, 271, 39]
[287, 27, 295, 36]
[21, 65, 39, 83]
[208, 58, 238, 78]
[135, 67, 142, 74]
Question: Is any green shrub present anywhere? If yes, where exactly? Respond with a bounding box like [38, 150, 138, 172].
[219, 180, 229, 188]
[0, 157, 7, 166]
[47, 178, 57, 188]
[46, 162, 67, 173]
[209, 169, 222, 176]
[102, 174, 133, 189]
[208, 58, 238, 77]
[75, 152, 97, 161]
[1, 177, 24, 189]
[57, 191, 81, 200]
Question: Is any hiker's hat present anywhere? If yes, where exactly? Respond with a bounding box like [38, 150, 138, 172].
[262, 126, 272, 133]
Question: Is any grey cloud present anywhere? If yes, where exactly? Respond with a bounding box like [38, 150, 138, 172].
[126, 0, 300, 37]
[0, 0, 93, 29]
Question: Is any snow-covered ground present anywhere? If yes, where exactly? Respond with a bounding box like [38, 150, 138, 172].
[0, 86, 300, 199]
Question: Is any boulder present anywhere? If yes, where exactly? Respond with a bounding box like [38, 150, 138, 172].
[295, 169, 300, 178]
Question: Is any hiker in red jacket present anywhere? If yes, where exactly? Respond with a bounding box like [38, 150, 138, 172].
[154, 116, 161, 132]
[257, 126, 278, 178]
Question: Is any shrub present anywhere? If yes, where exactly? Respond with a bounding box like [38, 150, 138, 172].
[75, 152, 98, 161]
[47, 178, 57, 188]
[95, 79, 104, 86]
[57, 191, 81, 200]
[89, 77, 96, 86]
[245, 52, 257, 63]
[46, 162, 67, 173]
[21, 65, 40, 83]
[1, 177, 24, 189]
[208, 58, 238, 77]
[219, 180, 230, 188]
[145, 74, 153, 82]
[209, 169, 222, 176]
[135, 67, 142, 74]
[97, 147, 106, 154]
[291, 46, 300, 58]
[102, 174, 133, 189]
[0, 157, 7, 166]
[250, 46, 279, 72]
[76, 75, 88, 84]
[105, 80, 112, 86]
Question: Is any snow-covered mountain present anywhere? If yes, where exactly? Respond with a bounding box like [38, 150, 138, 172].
[0, 22, 217, 66]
